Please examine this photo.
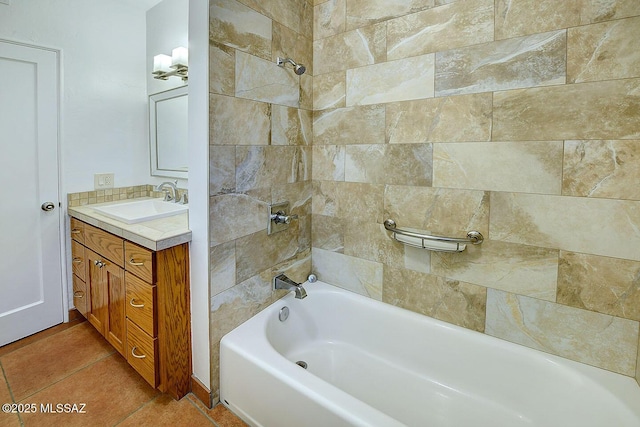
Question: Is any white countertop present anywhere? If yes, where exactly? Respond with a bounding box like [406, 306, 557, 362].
[68, 198, 191, 251]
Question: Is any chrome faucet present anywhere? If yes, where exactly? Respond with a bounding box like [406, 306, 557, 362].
[273, 274, 307, 299]
[156, 181, 178, 202]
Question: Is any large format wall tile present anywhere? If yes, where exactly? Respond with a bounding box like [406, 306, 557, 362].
[210, 0, 272, 60]
[346, 54, 435, 106]
[209, 146, 236, 195]
[344, 220, 404, 266]
[493, 78, 640, 141]
[346, 0, 435, 31]
[238, 0, 310, 35]
[210, 193, 267, 245]
[562, 140, 640, 200]
[568, 16, 640, 83]
[314, 0, 345, 40]
[432, 241, 559, 301]
[433, 141, 563, 194]
[313, 105, 385, 145]
[557, 251, 640, 321]
[210, 94, 271, 146]
[384, 186, 490, 237]
[313, 247, 383, 299]
[336, 182, 385, 223]
[387, 0, 494, 61]
[313, 23, 386, 75]
[490, 192, 640, 261]
[486, 289, 639, 375]
[435, 30, 566, 97]
[209, 42, 235, 96]
[495, 0, 640, 40]
[312, 145, 345, 181]
[383, 265, 487, 332]
[236, 229, 301, 283]
[345, 144, 432, 186]
[386, 93, 492, 143]
[210, 241, 236, 296]
[235, 51, 299, 107]
[271, 106, 312, 146]
[313, 71, 346, 110]
[312, 213, 344, 252]
[236, 146, 309, 192]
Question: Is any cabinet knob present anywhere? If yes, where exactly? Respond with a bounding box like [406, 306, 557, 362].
[94, 260, 105, 268]
[131, 346, 146, 359]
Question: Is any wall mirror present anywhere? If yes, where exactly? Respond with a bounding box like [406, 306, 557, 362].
[149, 85, 188, 179]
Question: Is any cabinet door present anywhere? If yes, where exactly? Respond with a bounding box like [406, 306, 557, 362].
[86, 249, 106, 334]
[104, 261, 125, 356]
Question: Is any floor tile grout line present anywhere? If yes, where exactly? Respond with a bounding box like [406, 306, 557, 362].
[186, 395, 221, 426]
[13, 350, 117, 403]
[112, 393, 163, 426]
[0, 360, 24, 427]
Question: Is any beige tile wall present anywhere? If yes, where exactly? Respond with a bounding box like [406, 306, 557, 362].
[208, 0, 313, 401]
[310, 0, 640, 381]
[208, 0, 640, 400]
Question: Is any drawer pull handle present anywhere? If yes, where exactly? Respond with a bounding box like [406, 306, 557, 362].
[73, 291, 84, 298]
[71, 229, 81, 234]
[72, 257, 82, 264]
[131, 346, 146, 359]
[130, 298, 145, 308]
[129, 258, 145, 266]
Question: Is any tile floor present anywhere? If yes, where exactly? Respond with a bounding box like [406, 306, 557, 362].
[0, 320, 247, 427]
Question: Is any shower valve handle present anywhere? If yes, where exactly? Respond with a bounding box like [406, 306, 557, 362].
[270, 211, 298, 225]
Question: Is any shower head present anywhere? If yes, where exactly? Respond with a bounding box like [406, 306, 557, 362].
[277, 57, 306, 75]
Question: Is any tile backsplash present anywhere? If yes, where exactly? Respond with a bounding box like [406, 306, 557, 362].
[67, 185, 187, 207]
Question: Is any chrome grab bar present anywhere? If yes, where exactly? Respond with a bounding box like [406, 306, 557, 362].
[383, 219, 483, 249]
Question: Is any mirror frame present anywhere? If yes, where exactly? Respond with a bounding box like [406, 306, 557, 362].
[149, 86, 188, 179]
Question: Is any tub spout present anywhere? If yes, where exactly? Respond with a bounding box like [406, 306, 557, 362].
[273, 274, 307, 299]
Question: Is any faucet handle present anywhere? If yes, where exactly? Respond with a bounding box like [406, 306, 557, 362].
[271, 211, 298, 224]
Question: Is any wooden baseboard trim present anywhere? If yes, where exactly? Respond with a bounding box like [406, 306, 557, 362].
[68, 308, 82, 322]
[191, 375, 212, 408]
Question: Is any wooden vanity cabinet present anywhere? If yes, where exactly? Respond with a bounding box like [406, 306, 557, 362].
[69, 217, 191, 400]
[85, 248, 126, 356]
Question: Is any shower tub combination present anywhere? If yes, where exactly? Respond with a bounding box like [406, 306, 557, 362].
[220, 281, 640, 427]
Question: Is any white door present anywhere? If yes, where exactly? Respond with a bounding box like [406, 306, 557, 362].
[0, 40, 63, 346]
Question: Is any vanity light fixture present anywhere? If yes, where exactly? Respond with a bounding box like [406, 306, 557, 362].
[152, 46, 188, 82]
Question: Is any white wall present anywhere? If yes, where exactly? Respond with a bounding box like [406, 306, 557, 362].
[0, 0, 150, 193]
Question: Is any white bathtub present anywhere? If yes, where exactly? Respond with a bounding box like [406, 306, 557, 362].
[220, 281, 640, 427]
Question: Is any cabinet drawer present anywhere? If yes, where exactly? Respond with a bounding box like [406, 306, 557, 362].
[124, 241, 154, 283]
[126, 319, 158, 387]
[72, 275, 87, 318]
[71, 240, 86, 281]
[84, 223, 124, 268]
[70, 217, 85, 244]
[125, 273, 156, 337]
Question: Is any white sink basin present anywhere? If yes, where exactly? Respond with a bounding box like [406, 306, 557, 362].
[93, 199, 188, 224]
